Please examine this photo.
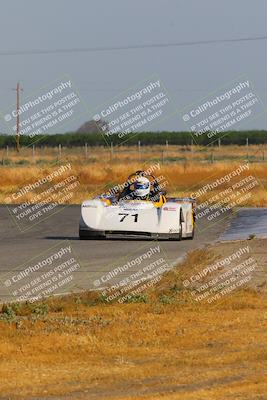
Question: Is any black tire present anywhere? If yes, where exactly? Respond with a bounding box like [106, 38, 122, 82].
[79, 229, 88, 240]
[169, 222, 182, 241]
[178, 211, 183, 240]
[179, 222, 183, 240]
[189, 227, 195, 240]
[79, 229, 106, 240]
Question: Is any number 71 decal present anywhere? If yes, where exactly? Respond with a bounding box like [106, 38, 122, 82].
[118, 213, 138, 222]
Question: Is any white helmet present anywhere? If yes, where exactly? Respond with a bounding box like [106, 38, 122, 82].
[134, 176, 150, 198]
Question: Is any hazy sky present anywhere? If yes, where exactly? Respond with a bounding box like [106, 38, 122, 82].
[0, 0, 267, 131]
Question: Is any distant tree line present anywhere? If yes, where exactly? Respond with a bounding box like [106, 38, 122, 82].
[0, 130, 267, 147]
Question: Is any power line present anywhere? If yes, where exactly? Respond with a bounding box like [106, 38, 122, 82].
[0, 35, 267, 56]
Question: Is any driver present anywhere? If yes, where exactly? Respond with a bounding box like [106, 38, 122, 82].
[118, 174, 163, 202]
[133, 176, 151, 200]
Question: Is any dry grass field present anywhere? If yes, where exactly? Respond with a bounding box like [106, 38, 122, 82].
[0, 241, 267, 399]
[0, 145, 267, 206]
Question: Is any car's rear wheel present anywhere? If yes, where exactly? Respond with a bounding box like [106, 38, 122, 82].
[178, 222, 183, 240]
[189, 227, 195, 240]
[178, 211, 183, 241]
[169, 221, 182, 241]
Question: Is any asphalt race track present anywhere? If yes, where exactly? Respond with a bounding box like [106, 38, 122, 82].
[220, 207, 267, 241]
[0, 204, 233, 301]
[0, 205, 267, 302]
[0, 205, 267, 301]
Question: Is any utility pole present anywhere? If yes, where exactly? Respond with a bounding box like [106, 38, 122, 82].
[110, 142, 114, 160]
[13, 82, 23, 152]
[85, 142, 88, 159]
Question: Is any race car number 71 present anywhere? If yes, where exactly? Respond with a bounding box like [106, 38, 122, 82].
[118, 213, 138, 222]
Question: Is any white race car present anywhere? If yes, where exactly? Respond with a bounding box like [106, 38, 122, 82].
[79, 171, 196, 240]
